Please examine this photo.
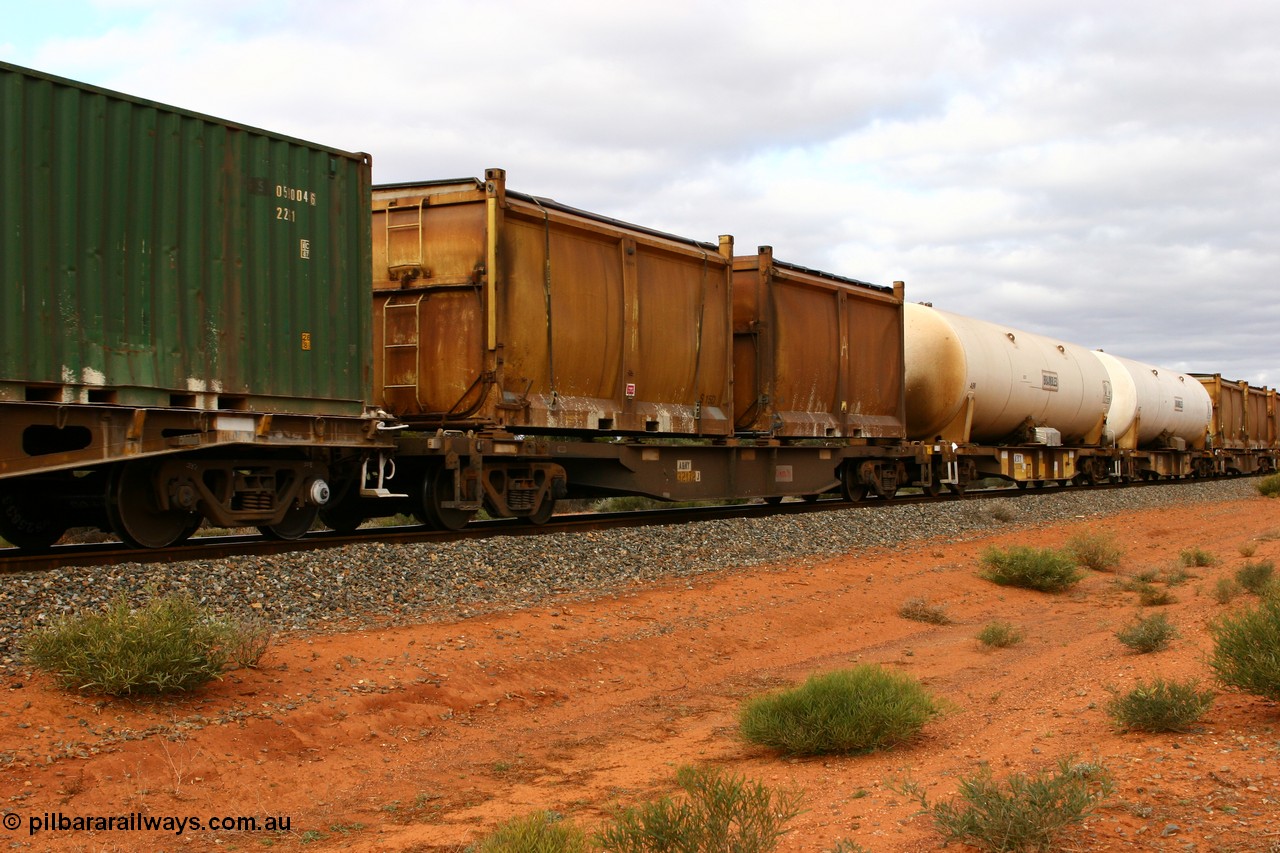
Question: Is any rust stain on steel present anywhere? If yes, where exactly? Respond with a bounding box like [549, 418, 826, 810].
[731, 247, 905, 439]
[371, 170, 733, 436]
[1193, 374, 1276, 450]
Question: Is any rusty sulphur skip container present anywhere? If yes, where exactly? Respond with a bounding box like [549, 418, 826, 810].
[1193, 374, 1277, 450]
[0, 61, 373, 415]
[732, 247, 905, 439]
[371, 169, 733, 436]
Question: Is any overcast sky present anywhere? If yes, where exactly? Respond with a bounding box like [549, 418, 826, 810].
[5, 0, 1277, 384]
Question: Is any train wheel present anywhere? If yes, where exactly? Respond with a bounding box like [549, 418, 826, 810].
[801, 493, 821, 503]
[839, 466, 867, 502]
[419, 468, 475, 531]
[0, 487, 67, 550]
[763, 495, 785, 505]
[105, 462, 201, 549]
[319, 486, 366, 533]
[320, 505, 366, 533]
[521, 495, 556, 525]
[259, 505, 319, 540]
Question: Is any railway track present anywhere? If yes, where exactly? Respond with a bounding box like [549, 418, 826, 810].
[0, 476, 1202, 574]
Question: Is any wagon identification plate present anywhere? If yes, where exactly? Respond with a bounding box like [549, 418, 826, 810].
[676, 459, 700, 483]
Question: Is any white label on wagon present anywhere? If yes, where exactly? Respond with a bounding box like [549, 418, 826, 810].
[216, 415, 255, 433]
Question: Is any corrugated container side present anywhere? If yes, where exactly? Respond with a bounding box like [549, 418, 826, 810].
[371, 170, 733, 436]
[732, 247, 905, 438]
[0, 62, 372, 414]
[1246, 385, 1273, 449]
[1268, 389, 1280, 449]
[1194, 374, 1248, 449]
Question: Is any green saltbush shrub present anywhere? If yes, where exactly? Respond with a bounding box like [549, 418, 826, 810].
[1213, 577, 1241, 604]
[1065, 531, 1123, 572]
[1209, 596, 1280, 701]
[594, 765, 802, 853]
[1255, 472, 1280, 498]
[899, 597, 952, 624]
[1178, 547, 1216, 568]
[1105, 678, 1214, 732]
[1135, 583, 1176, 607]
[1114, 613, 1177, 654]
[979, 547, 1084, 593]
[904, 757, 1112, 853]
[1235, 559, 1276, 594]
[739, 665, 939, 755]
[471, 811, 588, 853]
[21, 592, 269, 696]
[976, 621, 1024, 648]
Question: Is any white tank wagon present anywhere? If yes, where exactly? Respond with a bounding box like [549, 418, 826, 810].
[904, 303, 1111, 445]
[903, 303, 1114, 488]
[1094, 352, 1211, 450]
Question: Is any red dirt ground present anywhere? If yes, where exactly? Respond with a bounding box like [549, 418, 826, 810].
[3, 493, 1280, 853]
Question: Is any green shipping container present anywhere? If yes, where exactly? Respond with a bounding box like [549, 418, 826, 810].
[0, 61, 372, 415]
